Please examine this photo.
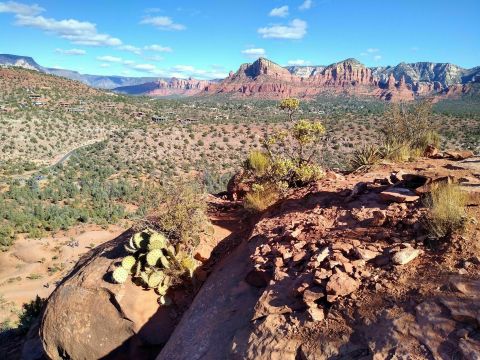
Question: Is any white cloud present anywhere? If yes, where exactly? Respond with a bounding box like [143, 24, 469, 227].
[144, 44, 173, 53]
[97, 55, 123, 63]
[0, 1, 44, 16]
[287, 59, 309, 66]
[269, 5, 289, 18]
[55, 48, 86, 55]
[241, 48, 266, 58]
[132, 63, 157, 71]
[258, 19, 307, 40]
[299, 0, 313, 10]
[118, 45, 141, 55]
[144, 55, 165, 62]
[374, 55, 382, 61]
[140, 16, 185, 31]
[99, 63, 110, 68]
[367, 48, 379, 53]
[15, 14, 122, 46]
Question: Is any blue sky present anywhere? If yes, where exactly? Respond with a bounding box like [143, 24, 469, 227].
[0, 0, 479, 79]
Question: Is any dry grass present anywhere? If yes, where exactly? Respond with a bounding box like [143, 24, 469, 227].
[244, 184, 279, 212]
[423, 182, 469, 239]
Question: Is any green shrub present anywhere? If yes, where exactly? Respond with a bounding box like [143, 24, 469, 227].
[0, 225, 15, 251]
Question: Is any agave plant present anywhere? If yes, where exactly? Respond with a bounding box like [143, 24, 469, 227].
[112, 228, 198, 306]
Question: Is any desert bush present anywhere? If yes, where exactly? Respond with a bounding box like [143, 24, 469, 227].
[279, 98, 300, 121]
[241, 118, 326, 212]
[144, 182, 210, 252]
[0, 225, 15, 251]
[381, 100, 440, 154]
[423, 182, 468, 240]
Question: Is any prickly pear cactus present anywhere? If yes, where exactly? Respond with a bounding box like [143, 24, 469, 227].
[110, 228, 199, 306]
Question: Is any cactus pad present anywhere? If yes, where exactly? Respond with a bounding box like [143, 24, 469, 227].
[112, 267, 129, 284]
[146, 249, 163, 266]
[121, 256, 136, 271]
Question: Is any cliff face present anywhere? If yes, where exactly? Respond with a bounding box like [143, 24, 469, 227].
[206, 57, 477, 101]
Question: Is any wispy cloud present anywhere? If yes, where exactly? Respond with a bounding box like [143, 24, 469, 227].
[144, 44, 173, 53]
[287, 59, 310, 65]
[269, 5, 289, 18]
[14, 14, 122, 46]
[140, 16, 186, 31]
[118, 45, 141, 55]
[0, 1, 44, 16]
[97, 55, 123, 63]
[360, 48, 382, 62]
[241, 48, 266, 59]
[299, 0, 313, 10]
[55, 48, 86, 55]
[258, 19, 307, 40]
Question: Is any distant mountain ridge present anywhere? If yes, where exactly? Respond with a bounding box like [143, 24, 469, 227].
[0, 54, 161, 89]
[1, 53, 479, 100]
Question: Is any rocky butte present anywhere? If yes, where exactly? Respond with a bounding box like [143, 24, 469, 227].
[204, 57, 479, 101]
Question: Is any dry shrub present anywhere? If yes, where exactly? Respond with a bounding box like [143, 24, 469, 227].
[244, 183, 280, 212]
[140, 182, 210, 253]
[423, 182, 468, 240]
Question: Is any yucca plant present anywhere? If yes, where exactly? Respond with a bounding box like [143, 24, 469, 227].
[350, 144, 381, 170]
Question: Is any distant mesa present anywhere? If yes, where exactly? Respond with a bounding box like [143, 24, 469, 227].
[1, 53, 479, 100]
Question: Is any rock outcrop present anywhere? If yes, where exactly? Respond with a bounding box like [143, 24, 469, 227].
[40, 231, 180, 360]
[158, 156, 480, 359]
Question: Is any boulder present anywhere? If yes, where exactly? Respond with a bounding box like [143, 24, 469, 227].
[41, 231, 177, 360]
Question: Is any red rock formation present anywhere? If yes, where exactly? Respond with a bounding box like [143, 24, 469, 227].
[206, 58, 416, 101]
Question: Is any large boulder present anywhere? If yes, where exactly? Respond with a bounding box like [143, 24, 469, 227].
[40, 231, 177, 360]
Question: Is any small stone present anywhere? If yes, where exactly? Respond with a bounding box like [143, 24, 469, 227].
[316, 247, 330, 263]
[342, 262, 354, 274]
[371, 210, 387, 226]
[307, 306, 325, 322]
[458, 268, 468, 275]
[303, 286, 325, 304]
[392, 248, 422, 265]
[353, 247, 379, 261]
[326, 272, 360, 302]
[274, 257, 284, 268]
[293, 250, 307, 263]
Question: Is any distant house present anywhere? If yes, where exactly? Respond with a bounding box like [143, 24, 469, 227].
[29, 94, 41, 99]
[152, 115, 167, 123]
[180, 118, 199, 125]
[67, 107, 85, 113]
[132, 111, 146, 119]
